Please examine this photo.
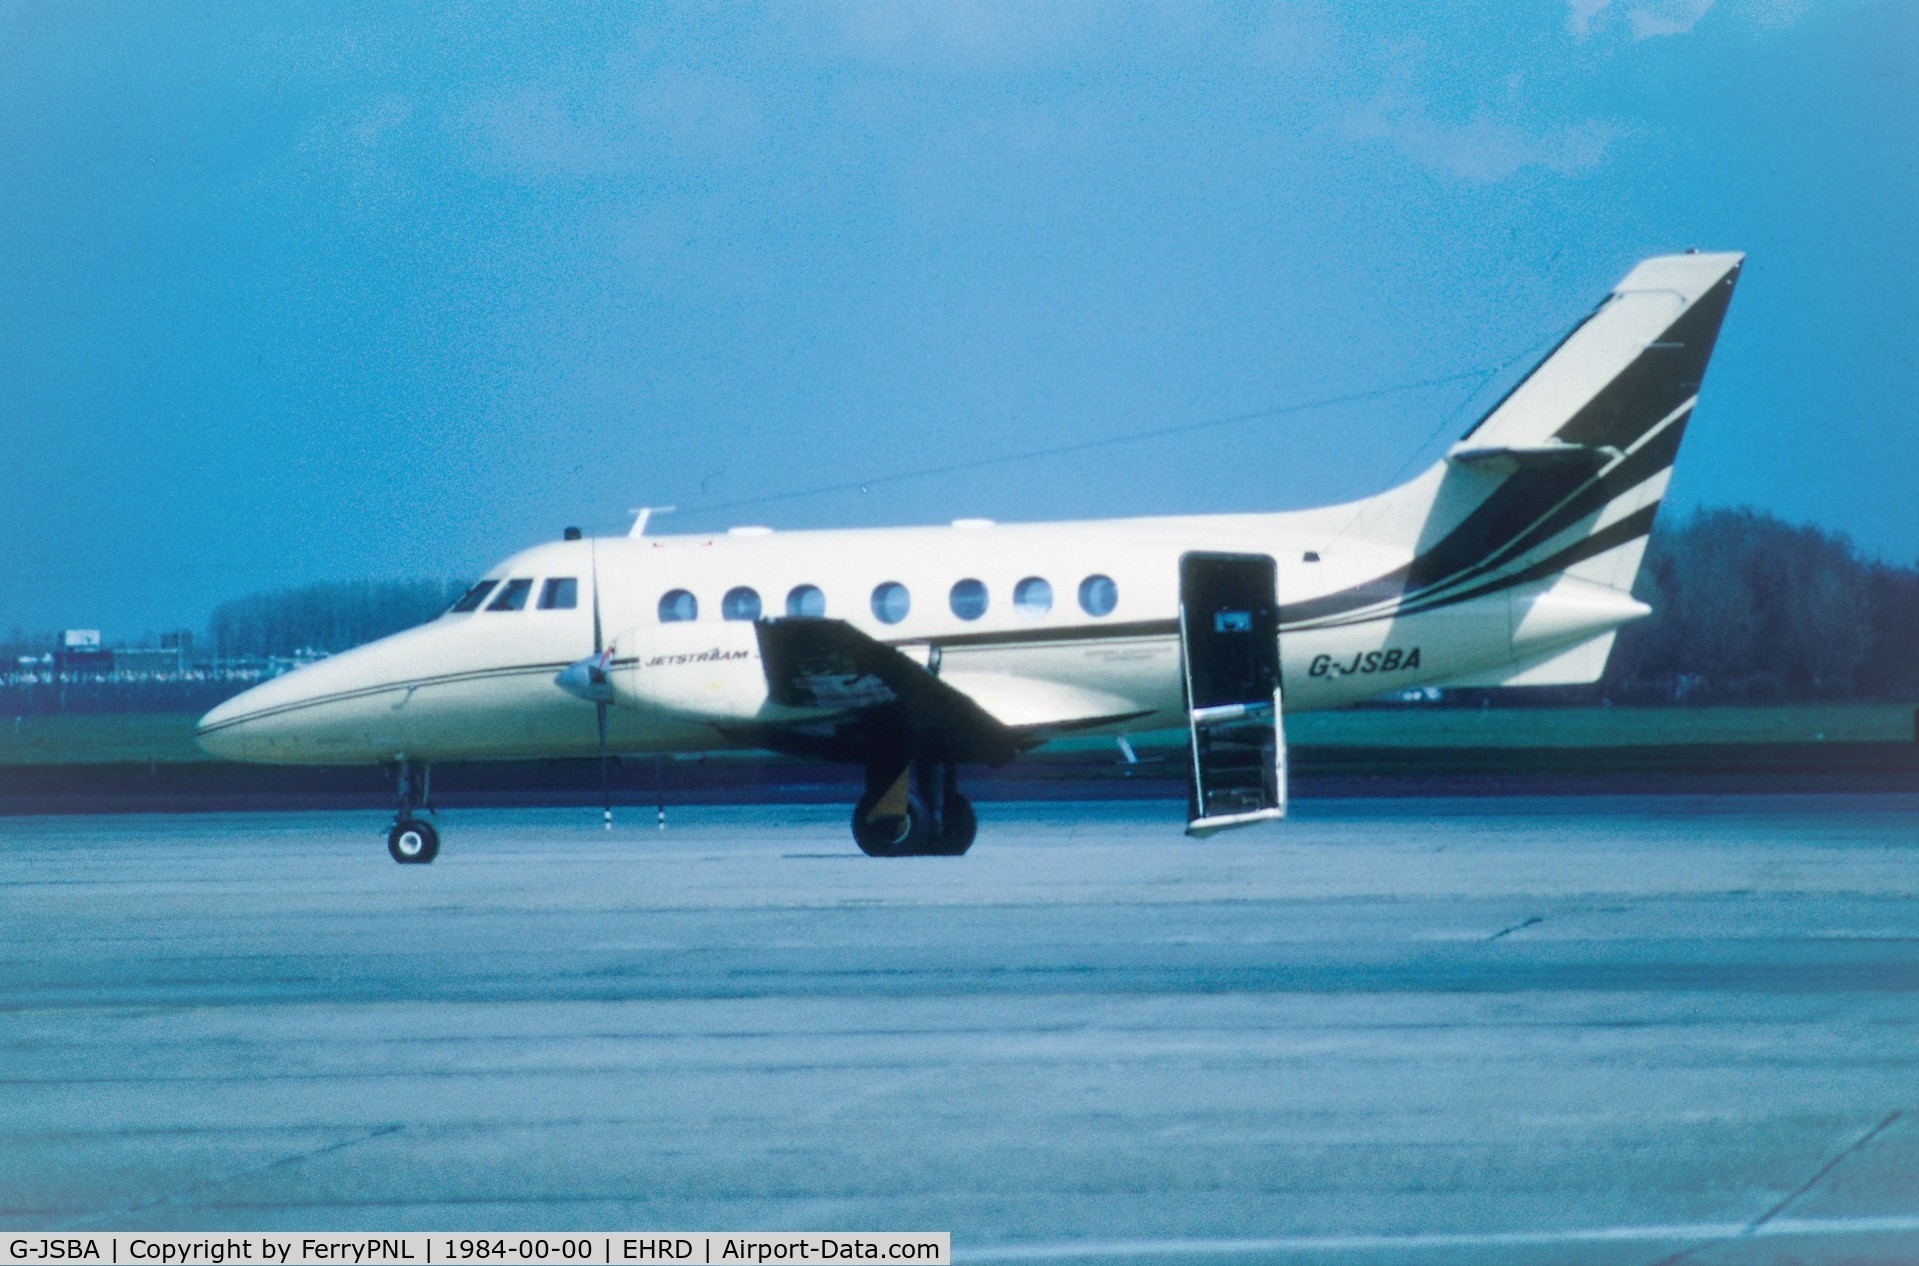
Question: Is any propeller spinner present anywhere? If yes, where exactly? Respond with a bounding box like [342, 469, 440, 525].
[552, 538, 615, 829]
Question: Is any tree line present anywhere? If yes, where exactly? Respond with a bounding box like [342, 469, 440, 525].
[1604, 507, 1917, 702]
[206, 580, 467, 660]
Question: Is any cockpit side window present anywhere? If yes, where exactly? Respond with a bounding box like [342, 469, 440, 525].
[450, 580, 499, 613]
[538, 578, 578, 610]
[486, 578, 534, 611]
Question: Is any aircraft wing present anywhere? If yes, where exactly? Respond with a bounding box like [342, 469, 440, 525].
[751, 618, 1028, 765]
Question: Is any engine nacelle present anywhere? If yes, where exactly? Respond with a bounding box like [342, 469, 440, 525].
[607, 620, 823, 725]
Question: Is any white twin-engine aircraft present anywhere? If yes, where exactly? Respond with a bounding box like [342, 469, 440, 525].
[198, 251, 1742, 862]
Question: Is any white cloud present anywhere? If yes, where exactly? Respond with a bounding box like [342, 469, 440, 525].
[465, 65, 762, 180]
[1568, 0, 1718, 40]
[1349, 89, 1625, 184]
[351, 94, 413, 150]
[818, 0, 1101, 69]
[1628, 0, 1719, 37]
[1736, 0, 1816, 29]
[1566, 0, 1616, 39]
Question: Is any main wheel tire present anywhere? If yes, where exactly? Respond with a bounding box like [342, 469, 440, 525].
[387, 818, 440, 864]
[927, 792, 977, 856]
[851, 790, 932, 857]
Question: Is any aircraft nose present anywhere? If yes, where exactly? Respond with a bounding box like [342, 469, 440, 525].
[193, 623, 457, 764]
[195, 686, 276, 761]
[194, 647, 388, 764]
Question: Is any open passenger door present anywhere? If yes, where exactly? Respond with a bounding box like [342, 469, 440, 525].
[1178, 552, 1286, 836]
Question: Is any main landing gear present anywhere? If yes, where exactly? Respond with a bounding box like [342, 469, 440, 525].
[387, 758, 439, 865]
[851, 758, 977, 857]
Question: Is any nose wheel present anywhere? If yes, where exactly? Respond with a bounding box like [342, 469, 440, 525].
[387, 758, 439, 864]
[388, 818, 439, 864]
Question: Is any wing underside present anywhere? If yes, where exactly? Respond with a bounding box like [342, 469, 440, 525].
[742, 618, 1031, 765]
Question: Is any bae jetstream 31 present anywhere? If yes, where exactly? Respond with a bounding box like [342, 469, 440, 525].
[198, 252, 1743, 861]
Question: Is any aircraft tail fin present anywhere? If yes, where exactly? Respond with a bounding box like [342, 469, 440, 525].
[1293, 251, 1742, 652]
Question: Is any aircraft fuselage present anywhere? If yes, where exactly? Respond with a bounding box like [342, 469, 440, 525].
[195, 508, 1639, 766]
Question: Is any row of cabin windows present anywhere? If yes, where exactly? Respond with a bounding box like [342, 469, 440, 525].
[449, 577, 577, 613]
[658, 574, 1119, 625]
[449, 573, 1122, 626]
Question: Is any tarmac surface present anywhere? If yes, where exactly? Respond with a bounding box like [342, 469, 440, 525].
[3, 795, 1919, 1263]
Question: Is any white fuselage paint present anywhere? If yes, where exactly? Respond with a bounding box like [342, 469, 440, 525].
[195, 509, 1645, 766]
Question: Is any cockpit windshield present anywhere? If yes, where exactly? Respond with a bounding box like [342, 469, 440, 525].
[487, 578, 534, 611]
[449, 580, 499, 613]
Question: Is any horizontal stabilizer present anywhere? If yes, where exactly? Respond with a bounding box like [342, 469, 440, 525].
[1446, 439, 1621, 472]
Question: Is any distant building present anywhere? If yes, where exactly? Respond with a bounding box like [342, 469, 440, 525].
[54, 646, 113, 673]
[160, 630, 194, 664]
[114, 647, 184, 675]
[55, 630, 137, 674]
[55, 629, 111, 672]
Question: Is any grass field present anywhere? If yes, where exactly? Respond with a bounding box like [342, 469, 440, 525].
[1048, 703, 1918, 759]
[0, 714, 214, 766]
[1294, 702, 1919, 748]
[1, 704, 1913, 767]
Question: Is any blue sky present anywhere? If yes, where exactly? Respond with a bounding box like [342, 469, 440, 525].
[2, 0, 1914, 637]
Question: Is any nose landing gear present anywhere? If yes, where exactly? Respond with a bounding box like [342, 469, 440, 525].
[851, 758, 977, 857]
[387, 758, 439, 864]
[388, 817, 439, 864]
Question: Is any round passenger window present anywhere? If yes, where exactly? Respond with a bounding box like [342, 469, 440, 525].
[1013, 576, 1052, 618]
[658, 589, 697, 623]
[786, 584, 826, 618]
[871, 581, 910, 625]
[949, 578, 988, 621]
[1078, 574, 1118, 617]
[721, 586, 762, 621]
